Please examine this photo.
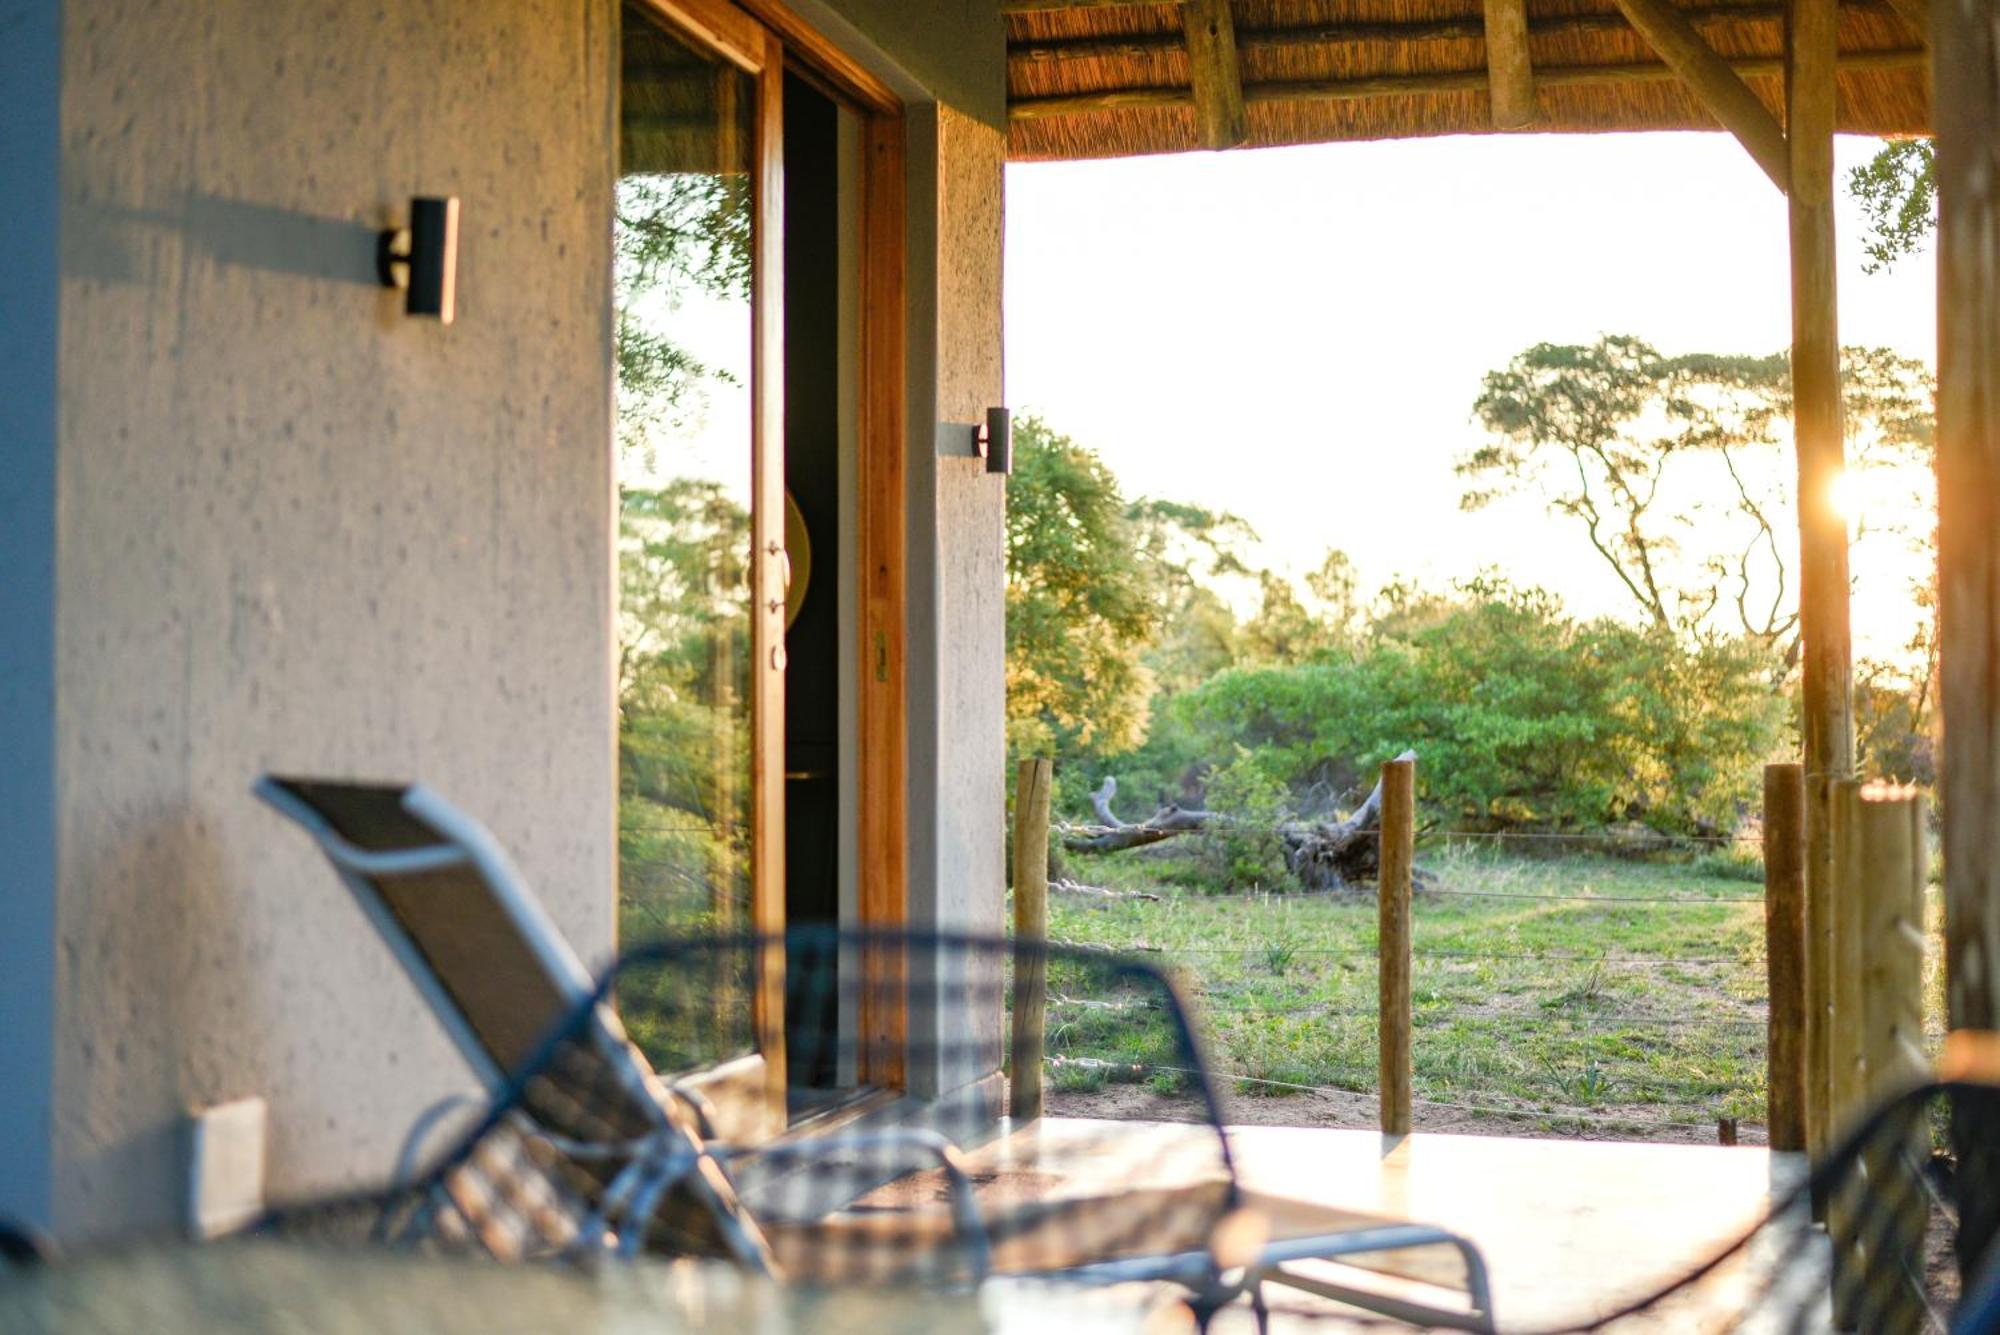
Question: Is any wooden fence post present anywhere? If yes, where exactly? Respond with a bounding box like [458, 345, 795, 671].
[1010, 757, 1053, 1124]
[1825, 778, 1864, 1313]
[1379, 755, 1415, 1136]
[1828, 780, 1868, 1131]
[1828, 785, 1933, 1328]
[1806, 769, 1835, 1222]
[1764, 762, 1808, 1153]
[1860, 787, 1931, 1332]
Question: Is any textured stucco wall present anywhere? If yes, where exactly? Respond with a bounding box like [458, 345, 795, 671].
[54, 0, 619, 1239]
[0, 0, 62, 1234]
[931, 105, 1007, 943]
[904, 103, 1007, 1099]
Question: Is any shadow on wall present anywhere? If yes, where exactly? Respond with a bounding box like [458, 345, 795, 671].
[66, 190, 388, 289]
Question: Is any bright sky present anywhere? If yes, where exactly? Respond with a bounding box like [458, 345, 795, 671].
[1004, 132, 1937, 661]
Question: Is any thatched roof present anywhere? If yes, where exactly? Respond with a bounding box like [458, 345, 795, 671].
[1005, 0, 1930, 161]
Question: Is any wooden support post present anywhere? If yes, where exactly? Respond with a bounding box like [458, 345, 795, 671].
[1010, 757, 1053, 1123]
[1935, 8, 2000, 1285]
[1786, 0, 1855, 1207]
[1824, 778, 1863, 1318]
[1842, 787, 1931, 1330]
[1378, 756, 1415, 1136]
[1180, 0, 1248, 149]
[1859, 788, 1931, 1103]
[1607, 0, 1790, 190]
[1829, 781, 1867, 1133]
[1482, 0, 1537, 128]
[1764, 763, 1808, 1152]
[1806, 771, 1834, 1215]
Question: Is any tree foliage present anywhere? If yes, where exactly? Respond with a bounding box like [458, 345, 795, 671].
[1849, 139, 1936, 275]
[1165, 580, 1789, 834]
[1005, 417, 1162, 761]
[614, 174, 752, 469]
[1463, 336, 1935, 665]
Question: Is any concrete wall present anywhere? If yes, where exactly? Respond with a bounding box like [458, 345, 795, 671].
[820, 0, 1006, 129]
[19, 0, 1007, 1241]
[52, 0, 619, 1238]
[0, 0, 62, 1234]
[904, 102, 1008, 1098]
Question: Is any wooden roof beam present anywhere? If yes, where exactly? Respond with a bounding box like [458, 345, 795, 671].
[1007, 49, 1926, 120]
[1007, 5, 1901, 66]
[1483, 0, 1537, 128]
[1181, 0, 1248, 148]
[1606, 0, 1790, 190]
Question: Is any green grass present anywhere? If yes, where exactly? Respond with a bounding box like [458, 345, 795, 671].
[1037, 842, 1778, 1135]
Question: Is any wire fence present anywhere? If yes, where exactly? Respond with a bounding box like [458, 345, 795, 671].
[1040, 857, 1795, 1140]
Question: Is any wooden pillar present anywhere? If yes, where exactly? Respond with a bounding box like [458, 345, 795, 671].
[1378, 756, 1415, 1136]
[1764, 763, 1808, 1152]
[1824, 779, 1864, 1325]
[1181, 0, 1248, 149]
[1935, 6, 2000, 1284]
[1833, 786, 1931, 1329]
[1828, 781, 1867, 1133]
[1010, 757, 1053, 1123]
[1481, 0, 1537, 129]
[1858, 788, 1931, 1103]
[1785, 0, 1855, 1184]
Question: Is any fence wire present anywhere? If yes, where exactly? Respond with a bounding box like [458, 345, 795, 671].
[1045, 856, 1788, 1135]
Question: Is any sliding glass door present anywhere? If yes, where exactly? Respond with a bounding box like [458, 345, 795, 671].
[615, 0, 787, 1131]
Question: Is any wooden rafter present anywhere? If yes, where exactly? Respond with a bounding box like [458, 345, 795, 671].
[1007, 3, 1902, 65]
[1606, 0, 1789, 189]
[1006, 49, 1925, 120]
[1180, 0, 1247, 149]
[1482, 0, 1537, 128]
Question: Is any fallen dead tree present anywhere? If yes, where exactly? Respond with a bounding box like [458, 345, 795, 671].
[1061, 749, 1418, 892]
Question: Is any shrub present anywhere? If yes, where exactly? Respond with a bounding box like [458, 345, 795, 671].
[1195, 748, 1294, 891]
[1156, 580, 1787, 835]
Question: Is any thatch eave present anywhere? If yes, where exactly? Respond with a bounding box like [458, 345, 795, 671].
[1005, 0, 1930, 161]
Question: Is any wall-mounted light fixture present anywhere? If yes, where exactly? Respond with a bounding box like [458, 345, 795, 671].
[936, 407, 1014, 475]
[982, 406, 1013, 475]
[377, 196, 460, 324]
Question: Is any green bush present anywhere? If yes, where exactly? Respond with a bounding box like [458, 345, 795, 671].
[1155, 580, 1787, 835]
[1195, 748, 1294, 891]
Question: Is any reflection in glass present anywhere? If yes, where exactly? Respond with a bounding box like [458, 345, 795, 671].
[615, 4, 757, 949]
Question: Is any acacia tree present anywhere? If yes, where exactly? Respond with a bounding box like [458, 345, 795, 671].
[1462, 335, 1934, 668]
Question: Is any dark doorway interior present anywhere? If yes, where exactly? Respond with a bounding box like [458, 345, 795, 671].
[782, 70, 849, 1111]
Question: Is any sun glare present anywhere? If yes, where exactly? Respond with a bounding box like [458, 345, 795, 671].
[1828, 469, 1865, 526]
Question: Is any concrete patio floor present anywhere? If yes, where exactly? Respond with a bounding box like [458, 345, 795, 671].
[978, 1119, 1819, 1332]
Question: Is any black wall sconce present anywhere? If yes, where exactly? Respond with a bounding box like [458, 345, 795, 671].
[982, 406, 1013, 475]
[936, 407, 1013, 475]
[378, 196, 460, 324]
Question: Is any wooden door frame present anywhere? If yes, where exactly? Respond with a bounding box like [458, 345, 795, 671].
[737, 0, 909, 1088]
[629, 0, 911, 1094]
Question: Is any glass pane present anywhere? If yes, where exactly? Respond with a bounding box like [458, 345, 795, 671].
[616, 4, 758, 951]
